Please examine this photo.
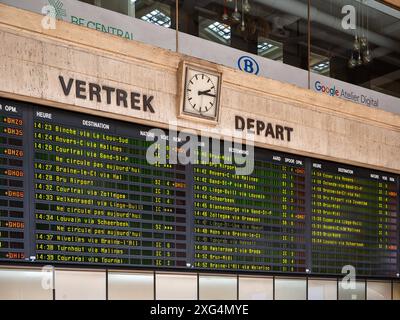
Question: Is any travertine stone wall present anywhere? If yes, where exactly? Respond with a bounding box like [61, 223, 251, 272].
[384, 0, 400, 9]
[0, 4, 399, 173]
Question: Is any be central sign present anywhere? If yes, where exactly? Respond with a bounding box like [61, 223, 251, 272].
[70, 16, 133, 40]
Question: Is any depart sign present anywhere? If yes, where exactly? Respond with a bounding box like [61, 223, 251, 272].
[234, 115, 294, 142]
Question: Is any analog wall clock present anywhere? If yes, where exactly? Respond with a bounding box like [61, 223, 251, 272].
[178, 62, 222, 124]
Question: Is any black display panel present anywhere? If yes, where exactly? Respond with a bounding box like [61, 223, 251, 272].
[33, 109, 188, 267]
[311, 160, 398, 276]
[193, 149, 307, 273]
[0, 97, 399, 278]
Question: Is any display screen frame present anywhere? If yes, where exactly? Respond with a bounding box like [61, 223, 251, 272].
[0, 97, 398, 279]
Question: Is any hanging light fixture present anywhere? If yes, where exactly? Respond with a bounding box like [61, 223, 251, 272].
[240, 0, 246, 31]
[348, 54, 357, 69]
[360, 36, 368, 49]
[357, 51, 363, 66]
[360, 0, 368, 49]
[362, 1, 372, 64]
[232, 0, 241, 21]
[363, 47, 372, 64]
[243, 0, 251, 13]
[353, 0, 361, 51]
[222, 0, 229, 20]
[357, 1, 362, 68]
[353, 35, 361, 51]
[348, 0, 372, 68]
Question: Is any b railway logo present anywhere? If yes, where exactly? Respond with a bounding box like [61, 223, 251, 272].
[238, 56, 260, 75]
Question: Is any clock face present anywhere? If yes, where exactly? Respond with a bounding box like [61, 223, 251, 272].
[183, 68, 220, 119]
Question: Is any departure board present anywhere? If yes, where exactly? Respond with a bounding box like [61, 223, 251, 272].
[193, 148, 307, 273]
[0, 97, 399, 278]
[311, 160, 398, 276]
[32, 107, 188, 268]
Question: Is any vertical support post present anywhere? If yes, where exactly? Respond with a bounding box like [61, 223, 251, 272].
[307, 0, 311, 89]
[176, 0, 179, 53]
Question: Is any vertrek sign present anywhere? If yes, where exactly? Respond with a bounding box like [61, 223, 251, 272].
[58, 76, 155, 113]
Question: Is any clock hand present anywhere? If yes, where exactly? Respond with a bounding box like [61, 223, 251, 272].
[202, 93, 216, 98]
[198, 90, 216, 98]
[198, 89, 211, 95]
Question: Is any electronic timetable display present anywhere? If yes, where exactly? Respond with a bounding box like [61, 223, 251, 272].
[310, 161, 398, 276]
[193, 148, 307, 273]
[0, 98, 398, 277]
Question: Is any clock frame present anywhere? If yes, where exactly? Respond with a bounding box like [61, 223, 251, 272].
[178, 61, 222, 124]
